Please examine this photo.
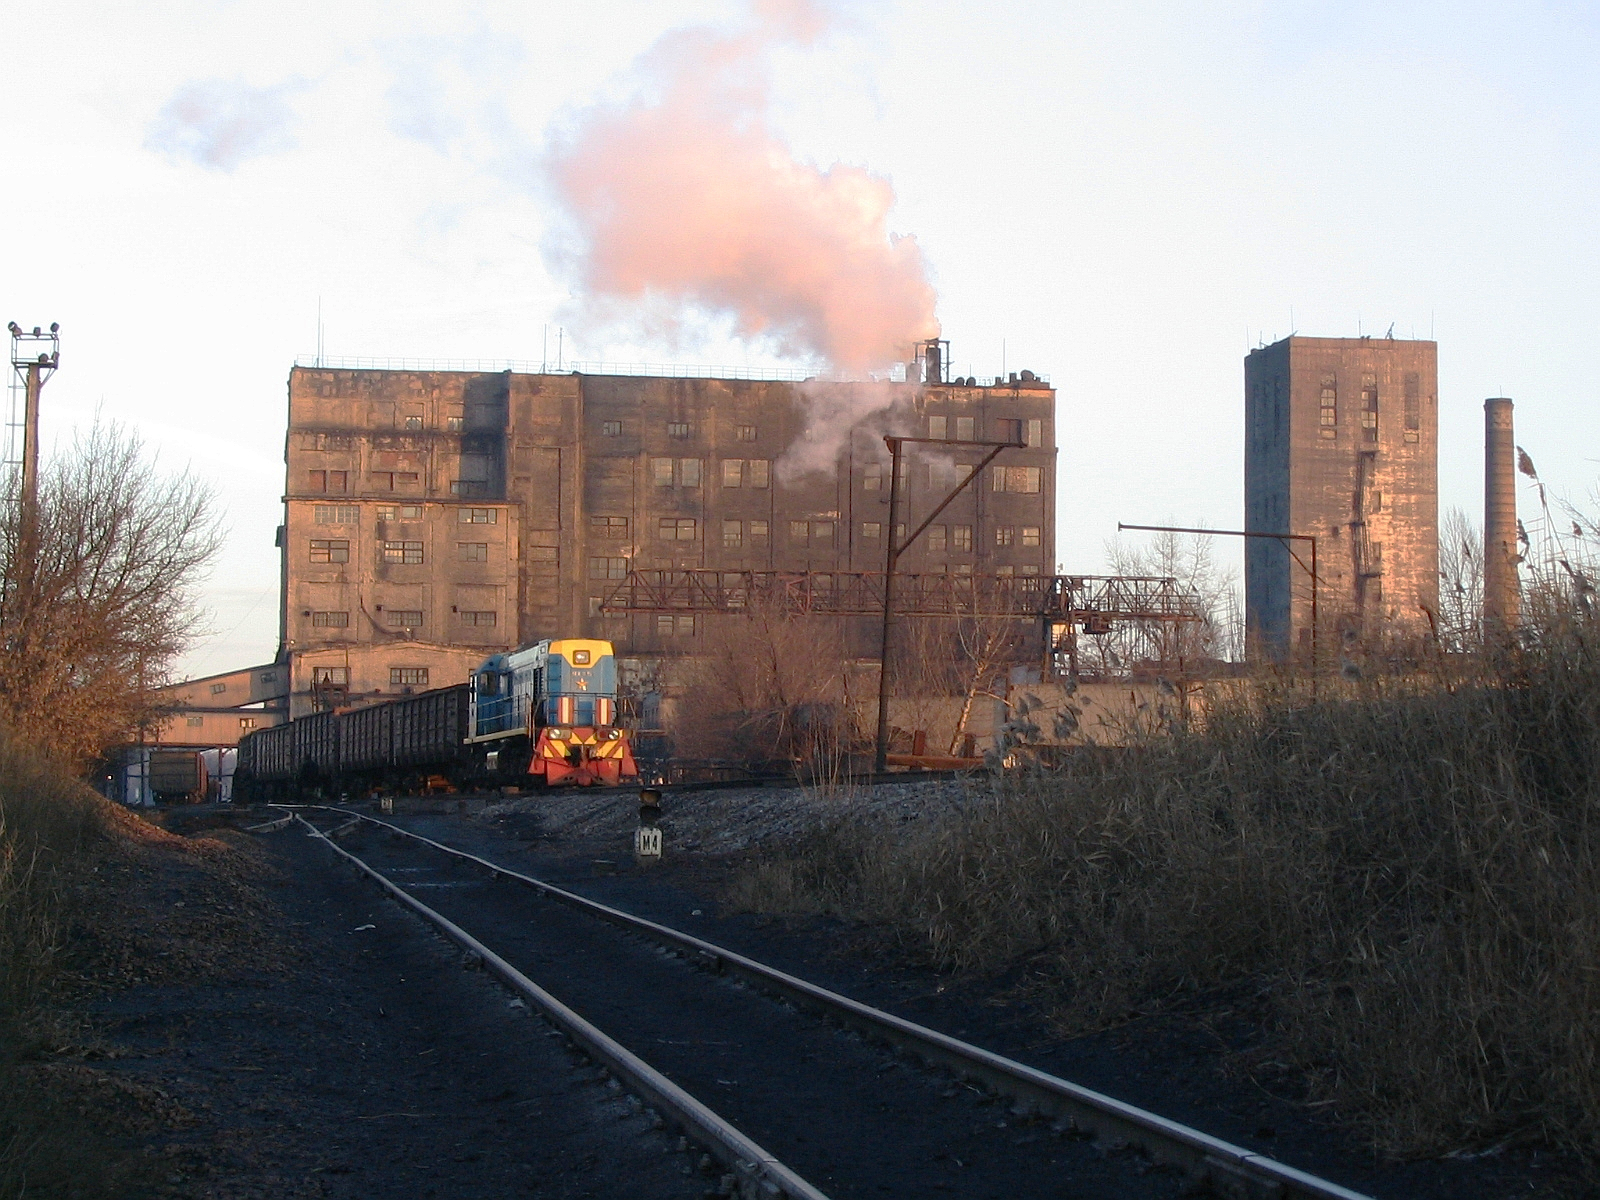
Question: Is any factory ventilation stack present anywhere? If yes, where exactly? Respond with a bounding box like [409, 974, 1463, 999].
[1483, 397, 1519, 632]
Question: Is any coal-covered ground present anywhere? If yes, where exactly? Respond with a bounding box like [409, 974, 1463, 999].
[364, 782, 1587, 1200]
[322, 815, 1194, 1200]
[66, 816, 710, 1200]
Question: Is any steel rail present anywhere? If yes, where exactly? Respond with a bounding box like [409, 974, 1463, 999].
[277, 804, 1373, 1200]
[290, 812, 830, 1200]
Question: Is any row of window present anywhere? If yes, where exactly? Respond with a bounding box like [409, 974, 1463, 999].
[306, 666, 433, 686]
[861, 462, 1044, 494]
[308, 610, 496, 628]
[1316, 372, 1424, 444]
[649, 458, 771, 488]
[927, 416, 1045, 446]
[604, 421, 760, 441]
[188, 715, 261, 729]
[307, 471, 495, 495]
[312, 504, 498, 525]
[597, 418, 1046, 447]
[587, 519, 1042, 554]
[310, 539, 492, 564]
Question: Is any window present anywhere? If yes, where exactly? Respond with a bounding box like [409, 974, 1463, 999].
[1026, 419, 1044, 447]
[995, 418, 1022, 443]
[995, 525, 1015, 547]
[377, 504, 423, 521]
[862, 462, 882, 491]
[722, 459, 744, 487]
[954, 563, 973, 575]
[861, 521, 881, 540]
[1019, 564, 1040, 577]
[928, 415, 947, 439]
[1404, 372, 1421, 441]
[459, 611, 497, 627]
[391, 667, 429, 686]
[313, 666, 349, 686]
[667, 421, 692, 439]
[1022, 525, 1041, 547]
[996, 565, 1015, 577]
[749, 519, 769, 542]
[239, 717, 257, 731]
[952, 525, 973, 552]
[789, 519, 834, 546]
[458, 542, 488, 561]
[1361, 373, 1379, 443]
[310, 539, 349, 564]
[736, 424, 757, 442]
[382, 540, 424, 564]
[591, 515, 629, 539]
[813, 521, 834, 544]
[602, 419, 623, 437]
[895, 523, 905, 544]
[403, 414, 423, 430]
[386, 610, 424, 627]
[1319, 373, 1338, 439]
[723, 519, 743, 548]
[747, 459, 769, 488]
[446, 415, 464, 431]
[928, 525, 947, 553]
[210, 682, 227, 695]
[459, 507, 497, 524]
[658, 517, 697, 541]
[790, 520, 810, 543]
[450, 480, 487, 497]
[314, 505, 360, 525]
[955, 416, 974, 441]
[311, 610, 350, 627]
[308, 469, 348, 493]
[655, 614, 696, 636]
[589, 556, 628, 580]
[651, 458, 700, 486]
[397, 471, 418, 486]
[992, 466, 1043, 493]
[186, 716, 203, 727]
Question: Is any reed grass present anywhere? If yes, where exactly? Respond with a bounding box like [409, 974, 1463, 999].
[730, 608, 1600, 1157]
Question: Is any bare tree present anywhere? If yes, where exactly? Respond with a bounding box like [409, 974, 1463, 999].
[0, 421, 223, 768]
[1081, 528, 1239, 673]
[1436, 506, 1483, 651]
[680, 599, 856, 769]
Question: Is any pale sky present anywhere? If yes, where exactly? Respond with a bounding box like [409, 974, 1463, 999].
[3, 0, 1596, 678]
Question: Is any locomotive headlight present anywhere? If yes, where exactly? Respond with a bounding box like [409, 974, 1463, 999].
[549, 729, 568, 740]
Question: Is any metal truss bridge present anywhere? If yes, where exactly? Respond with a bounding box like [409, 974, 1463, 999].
[599, 570, 1204, 628]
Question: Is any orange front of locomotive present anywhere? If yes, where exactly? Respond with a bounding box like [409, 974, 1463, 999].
[529, 724, 638, 786]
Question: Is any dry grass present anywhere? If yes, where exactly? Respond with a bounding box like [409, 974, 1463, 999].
[0, 734, 116, 1198]
[730, 610, 1600, 1158]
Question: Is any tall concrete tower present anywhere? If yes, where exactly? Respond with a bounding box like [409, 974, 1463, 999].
[1483, 398, 1519, 631]
[1244, 336, 1439, 659]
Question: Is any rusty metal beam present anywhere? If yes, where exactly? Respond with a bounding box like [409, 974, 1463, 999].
[599, 570, 1203, 624]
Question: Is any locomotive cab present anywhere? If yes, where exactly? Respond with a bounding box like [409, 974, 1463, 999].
[467, 639, 636, 786]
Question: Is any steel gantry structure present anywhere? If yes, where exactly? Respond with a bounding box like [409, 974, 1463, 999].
[599, 568, 1205, 665]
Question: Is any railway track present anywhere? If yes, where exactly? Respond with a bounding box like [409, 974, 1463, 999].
[283, 804, 1374, 1200]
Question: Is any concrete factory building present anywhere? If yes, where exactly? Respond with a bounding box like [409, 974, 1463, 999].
[277, 364, 1057, 717]
[1244, 336, 1439, 657]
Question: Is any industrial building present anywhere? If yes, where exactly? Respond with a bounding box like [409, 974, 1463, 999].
[1244, 335, 1439, 657]
[278, 363, 1057, 717]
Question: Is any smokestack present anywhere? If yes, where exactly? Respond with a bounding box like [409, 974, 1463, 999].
[1484, 397, 1519, 631]
[924, 341, 942, 385]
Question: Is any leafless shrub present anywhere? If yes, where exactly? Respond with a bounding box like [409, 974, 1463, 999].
[0, 421, 223, 768]
[732, 597, 1600, 1157]
[677, 599, 861, 774]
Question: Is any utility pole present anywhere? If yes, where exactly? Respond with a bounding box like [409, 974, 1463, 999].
[6, 322, 59, 608]
[874, 434, 1026, 773]
[1118, 521, 1320, 685]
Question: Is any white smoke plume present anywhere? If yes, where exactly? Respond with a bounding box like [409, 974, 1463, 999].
[145, 78, 303, 171]
[544, 0, 940, 377]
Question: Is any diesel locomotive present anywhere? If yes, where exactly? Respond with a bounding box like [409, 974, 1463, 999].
[467, 638, 637, 786]
[237, 638, 637, 795]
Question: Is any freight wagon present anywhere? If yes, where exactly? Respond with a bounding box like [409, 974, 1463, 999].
[237, 639, 634, 797]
